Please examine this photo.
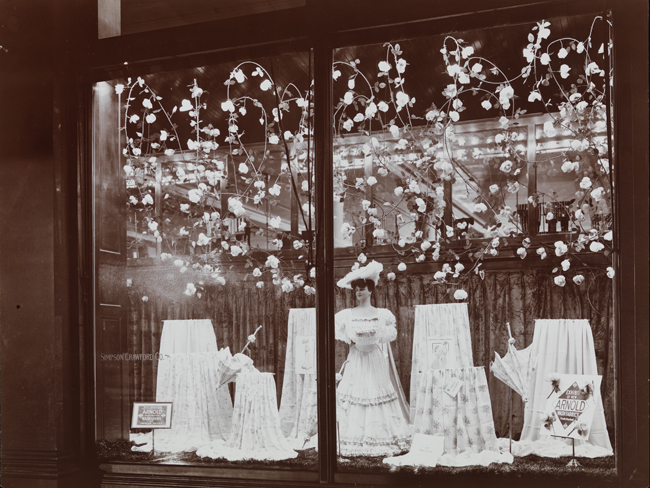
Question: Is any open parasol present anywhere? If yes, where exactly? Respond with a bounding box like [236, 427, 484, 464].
[215, 325, 263, 390]
[215, 349, 257, 390]
[490, 323, 534, 402]
[490, 322, 536, 453]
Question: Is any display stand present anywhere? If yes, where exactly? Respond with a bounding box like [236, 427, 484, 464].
[519, 320, 612, 452]
[152, 319, 234, 452]
[552, 436, 581, 467]
[197, 372, 298, 461]
[387, 303, 510, 468]
[130, 402, 173, 455]
[509, 388, 512, 454]
[411, 367, 499, 454]
[410, 303, 474, 419]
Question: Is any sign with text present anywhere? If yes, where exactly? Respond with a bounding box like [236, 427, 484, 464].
[409, 434, 445, 466]
[131, 402, 173, 429]
[541, 374, 601, 440]
[444, 376, 463, 399]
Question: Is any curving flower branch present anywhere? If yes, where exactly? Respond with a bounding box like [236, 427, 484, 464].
[331, 16, 614, 299]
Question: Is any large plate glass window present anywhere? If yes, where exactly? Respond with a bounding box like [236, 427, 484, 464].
[331, 13, 616, 479]
[92, 50, 319, 473]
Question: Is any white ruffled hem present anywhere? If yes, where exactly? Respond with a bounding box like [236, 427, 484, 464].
[383, 442, 513, 468]
[195, 440, 298, 461]
[130, 432, 213, 453]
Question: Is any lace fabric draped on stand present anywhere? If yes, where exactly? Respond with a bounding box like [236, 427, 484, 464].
[384, 303, 509, 468]
[196, 372, 298, 461]
[335, 308, 410, 457]
[278, 308, 318, 450]
[410, 303, 474, 419]
[133, 319, 234, 453]
[514, 319, 613, 458]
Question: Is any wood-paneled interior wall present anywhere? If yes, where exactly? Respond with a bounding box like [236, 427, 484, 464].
[124, 266, 614, 441]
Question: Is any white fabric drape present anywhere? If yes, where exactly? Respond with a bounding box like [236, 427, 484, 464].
[410, 303, 474, 419]
[196, 372, 298, 461]
[413, 367, 498, 453]
[158, 319, 219, 353]
[278, 308, 318, 449]
[152, 319, 234, 452]
[519, 319, 612, 454]
[386, 367, 512, 468]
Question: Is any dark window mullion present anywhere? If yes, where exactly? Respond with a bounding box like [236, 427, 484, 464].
[313, 40, 337, 482]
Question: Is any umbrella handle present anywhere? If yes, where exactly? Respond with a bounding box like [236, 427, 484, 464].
[506, 322, 513, 339]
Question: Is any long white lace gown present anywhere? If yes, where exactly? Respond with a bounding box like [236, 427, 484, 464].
[335, 308, 410, 457]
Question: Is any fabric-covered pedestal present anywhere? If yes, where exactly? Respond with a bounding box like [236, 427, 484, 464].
[413, 367, 498, 453]
[410, 303, 474, 420]
[385, 367, 512, 467]
[278, 308, 318, 450]
[197, 372, 298, 461]
[517, 319, 612, 456]
[150, 319, 233, 452]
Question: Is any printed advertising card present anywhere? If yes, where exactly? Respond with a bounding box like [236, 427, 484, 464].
[540, 374, 602, 440]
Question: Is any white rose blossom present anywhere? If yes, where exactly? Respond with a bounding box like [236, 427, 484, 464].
[474, 203, 488, 213]
[590, 241, 605, 252]
[265, 255, 280, 268]
[573, 275, 585, 285]
[454, 289, 468, 300]
[499, 160, 513, 173]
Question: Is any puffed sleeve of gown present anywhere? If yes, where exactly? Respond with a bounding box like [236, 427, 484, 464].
[334, 309, 352, 344]
[377, 308, 397, 343]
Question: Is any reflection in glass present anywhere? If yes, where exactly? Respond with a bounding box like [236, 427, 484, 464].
[94, 50, 318, 471]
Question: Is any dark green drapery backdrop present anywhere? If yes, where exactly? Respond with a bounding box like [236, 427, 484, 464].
[125, 266, 614, 442]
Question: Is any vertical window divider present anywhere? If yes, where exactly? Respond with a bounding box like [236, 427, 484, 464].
[313, 40, 337, 482]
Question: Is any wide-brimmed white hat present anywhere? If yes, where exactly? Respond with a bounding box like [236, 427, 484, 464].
[336, 260, 383, 289]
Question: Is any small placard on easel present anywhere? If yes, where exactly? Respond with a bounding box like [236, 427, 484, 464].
[131, 402, 173, 456]
[410, 433, 445, 464]
[541, 374, 602, 467]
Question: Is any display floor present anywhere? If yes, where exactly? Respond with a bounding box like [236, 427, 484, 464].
[97, 439, 615, 484]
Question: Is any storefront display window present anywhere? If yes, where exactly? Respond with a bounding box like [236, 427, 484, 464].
[330, 12, 615, 478]
[94, 50, 319, 472]
[91, 7, 620, 486]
